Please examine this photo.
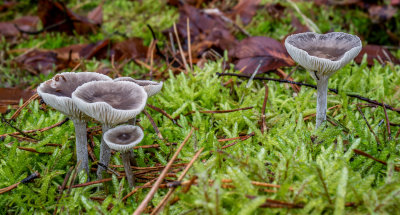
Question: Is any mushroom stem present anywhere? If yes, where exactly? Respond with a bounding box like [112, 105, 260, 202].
[121, 151, 135, 188]
[72, 119, 89, 177]
[127, 117, 137, 166]
[97, 124, 112, 179]
[316, 77, 329, 129]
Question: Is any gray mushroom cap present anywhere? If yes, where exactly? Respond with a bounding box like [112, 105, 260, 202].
[103, 125, 144, 152]
[71, 81, 148, 125]
[37, 72, 112, 119]
[285, 32, 362, 76]
[114, 77, 163, 97]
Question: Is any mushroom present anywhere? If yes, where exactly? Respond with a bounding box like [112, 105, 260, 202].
[71, 81, 148, 179]
[103, 125, 144, 188]
[37, 72, 112, 176]
[285, 32, 362, 128]
[114, 77, 163, 98]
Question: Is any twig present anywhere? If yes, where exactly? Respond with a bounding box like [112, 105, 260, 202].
[382, 102, 391, 140]
[1, 115, 36, 139]
[0, 172, 40, 194]
[133, 142, 178, 150]
[151, 148, 204, 215]
[17, 147, 52, 154]
[176, 107, 253, 120]
[353, 149, 400, 171]
[261, 84, 269, 134]
[246, 195, 304, 209]
[97, 162, 120, 177]
[0, 118, 69, 138]
[216, 73, 400, 114]
[146, 24, 166, 60]
[147, 104, 182, 127]
[54, 167, 74, 215]
[187, 18, 193, 71]
[143, 109, 164, 140]
[316, 166, 332, 204]
[133, 128, 194, 215]
[221, 133, 253, 149]
[10, 93, 39, 120]
[218, 132, 255, 142]
[173, 23, 190, 73]
[357, 105, 381, 145]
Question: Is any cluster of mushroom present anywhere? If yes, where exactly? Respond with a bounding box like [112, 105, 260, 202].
[37, 72, 162, 187]
[285, 32, 362, 129]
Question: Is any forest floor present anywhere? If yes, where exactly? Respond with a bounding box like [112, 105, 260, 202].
[0, 0, 400, 214]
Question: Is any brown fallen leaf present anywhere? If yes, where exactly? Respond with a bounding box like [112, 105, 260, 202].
[112, 38, 148, 62]
[14, 50, 58, 75]
[37, 0, 102, 35]
[368, 5, 397, 23]
[0, 88, 35, 114]
[229, 36, 295, 74]
[0, 1, 16, 12]
[230, 0, 261, 25]
[0, 16, 39, 39]
[355, 45, 400, 66]
[164, 3, 237, 61]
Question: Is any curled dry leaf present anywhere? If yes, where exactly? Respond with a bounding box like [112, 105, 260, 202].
[165, 4, 237, 58]
[0, 16, 39, 39]
[229, 36, 295, 74]
[230, 0, 261, 25]
[354, 45, 400, 66]
[368, 5, 397, 23]
[37, 0, 102, 35]
[0, 88, 35, 113]
[14, 50, 57, 75]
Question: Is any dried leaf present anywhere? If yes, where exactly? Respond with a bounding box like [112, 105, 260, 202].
[37, 0, 101, 35]
[230, 36, 295, 74]
[112, 38, 148, 61]
[231, 0, 261, 25]
[0, 16, 38, 39]
[368, 5, 397, 23]
[354, 45, 400, 65]
[0, 88, 35, 113]
[14, 50, 57, 75]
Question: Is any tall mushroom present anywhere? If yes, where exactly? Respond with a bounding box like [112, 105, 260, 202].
[285, 32, 362, 128]
[37, 72, 112, 176]
[71, 81, 148, 179]
[103, 125, 144, 188]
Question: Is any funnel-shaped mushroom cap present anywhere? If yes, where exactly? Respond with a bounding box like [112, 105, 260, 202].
[72, 81, 148, 125]
[37, 72, 112, 119]
[103, 125, 144, 152]
[285, 32, 362, 75]
[114, 77, 163, 97]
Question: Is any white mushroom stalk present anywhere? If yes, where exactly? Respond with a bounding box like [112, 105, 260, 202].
[285, 32, 362, 128]
[103, 125, 144, 188]
[37, 72, 112, 176]
[72, 81, 148, 179]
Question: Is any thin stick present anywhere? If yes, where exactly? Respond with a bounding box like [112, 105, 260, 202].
[54, 167, 74, 215]
[133, 128, 194, 215]
[173, 23, 190, 73]
[0, 118, 69, 138]
[1, 115, 36, 139]
[151, 148, 204, 215]
[216, 72, 400, 114]
[357, 106, 381, 145]
[17, 147, 52, 154]
[147, 104, 182, 127]
[382, 102, 391, 140]
[143, 109, 164, 140]
[9, 93, 39, 120]
[218, 132, 255, 142]
[133, 142, 178, 150]
[0, 172, 40, 194]
[177, 107, 253, 120]
[261, 84, 269, 134]
[186, 18, 193, 71]
[353, 149, 400, 171]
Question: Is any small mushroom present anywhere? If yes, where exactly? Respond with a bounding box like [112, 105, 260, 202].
[37, 72, 112, 176]
[114, 77, 163, 97]
[71, 81, 148, 179]
[285, 32, 362, 128]
[103, 125, 144, 188]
